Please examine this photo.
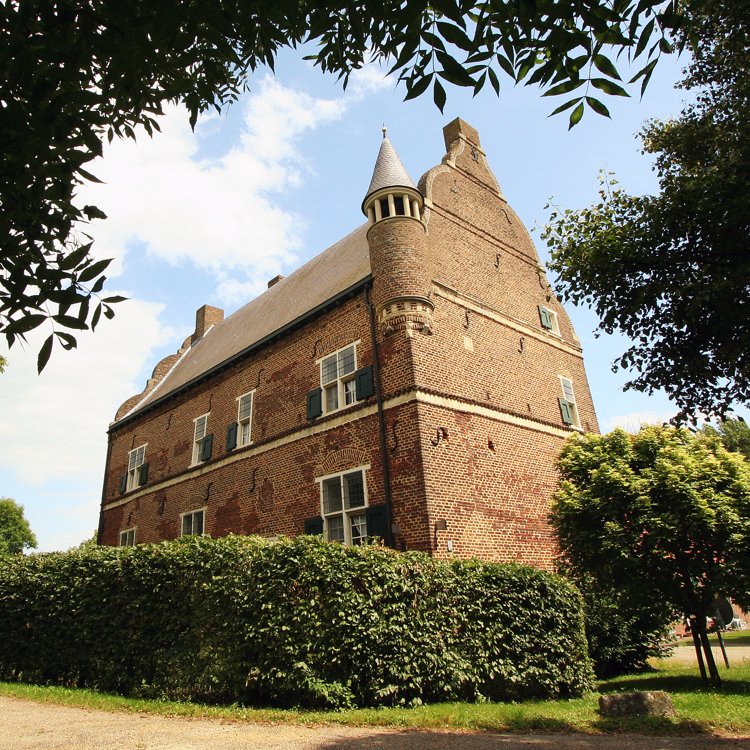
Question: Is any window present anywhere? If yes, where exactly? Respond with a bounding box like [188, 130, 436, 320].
[558, 377, 581, 428]
[120, 528, 136, 547]
[237, 391, 254, 446]
[181, 509, 205, 536]
[319, 468, 369, 545]
[538, 305, 560, 335]
[192, 414, 213, 464]
[319, 343, 357, 413]
[127, 444, 147, 491]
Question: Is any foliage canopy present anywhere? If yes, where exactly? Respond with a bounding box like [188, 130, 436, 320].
[551, 424, 750, 684]
[0, 497, 37, 556]
[1, 0, 682, 369]
[543, 0, 750, 422]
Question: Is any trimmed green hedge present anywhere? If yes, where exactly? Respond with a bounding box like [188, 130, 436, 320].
[0, 536, 593, 707]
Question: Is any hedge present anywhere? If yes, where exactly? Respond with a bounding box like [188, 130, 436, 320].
[0, 536, 593, 707]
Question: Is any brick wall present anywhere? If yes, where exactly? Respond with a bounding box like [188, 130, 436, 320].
[100, 118, 599, 569]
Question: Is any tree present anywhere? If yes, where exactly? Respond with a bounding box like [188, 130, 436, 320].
[0, 497, 37, 556]
[1, 0, 683, 370]
[701, 418, 750, 461]
[551, 425, 750, 687]
[543, 0, 750, 423]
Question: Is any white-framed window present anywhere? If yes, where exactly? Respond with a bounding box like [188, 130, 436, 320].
[192, 413, 210, 465]
[181, 508, 205, 536]
[237, 391, 254, 447]
[120, 528, 136, 547]
[558, 377, 581, 428]
[538, 305, 560, 335]
[318, 342, 359, 413]
[317, 466, 370, 545]
[127, 444, 147, 491]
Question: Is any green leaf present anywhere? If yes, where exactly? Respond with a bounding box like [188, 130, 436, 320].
[548, 97, 583, 117]
[568, 102, 585, 129]
[585, 97, 611, 118]
[37, 335, 53, 373]
[101, 295, 127, 304]
[436, 22, 473, 52]
[433, 79, 447, 113]
[54, 331, 78, 350]
[593, 54, 621, 81]
[52, 314, 88, 330]
[76, 167, 104, 184]
[403, 74, 433, 101]
[543, 79, 585, 97]
[436, 52, 476, 87]
[590, 78, 630, 97]
[5, 315, 47, 335]
[78, 259, 113, 283]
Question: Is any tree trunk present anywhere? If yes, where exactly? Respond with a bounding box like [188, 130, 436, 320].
[690, 619, 708, 685]
[694, 614, 722, 688]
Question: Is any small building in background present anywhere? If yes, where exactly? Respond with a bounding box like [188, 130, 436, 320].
[98, 118, 599, 567]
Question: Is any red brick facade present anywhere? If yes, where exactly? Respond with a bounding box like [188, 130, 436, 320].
[99, 118, 599, 568]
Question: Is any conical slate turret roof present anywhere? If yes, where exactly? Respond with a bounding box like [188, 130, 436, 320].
[362, 129, 416, 211]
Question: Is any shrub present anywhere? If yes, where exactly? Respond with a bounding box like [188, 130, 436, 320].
[0, 536, 593, 707]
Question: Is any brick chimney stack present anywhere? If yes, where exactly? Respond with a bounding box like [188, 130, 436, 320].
[192, 304, 224, 345]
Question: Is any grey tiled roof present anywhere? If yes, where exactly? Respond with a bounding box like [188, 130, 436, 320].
[364, 133, 416, 203]
[127, 223, 371, 417]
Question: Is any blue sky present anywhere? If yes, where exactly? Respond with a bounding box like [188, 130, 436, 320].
[0, 49, 698, 551]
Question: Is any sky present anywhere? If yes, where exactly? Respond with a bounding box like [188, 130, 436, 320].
[0, 47, 701, 552]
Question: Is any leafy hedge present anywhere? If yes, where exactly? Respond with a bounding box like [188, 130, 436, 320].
[0, 536, 593, 707]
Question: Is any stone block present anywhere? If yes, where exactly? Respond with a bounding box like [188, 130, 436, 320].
[599, 691, 676, 718]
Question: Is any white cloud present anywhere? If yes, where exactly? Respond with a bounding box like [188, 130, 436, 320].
[603, 411, 677, 433]
[76, 75, 371, 306]
[0, 296, 176, 486]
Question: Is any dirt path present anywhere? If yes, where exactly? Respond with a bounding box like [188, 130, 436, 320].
[2, 696, 750, 750]
[666, 643, 750, 666]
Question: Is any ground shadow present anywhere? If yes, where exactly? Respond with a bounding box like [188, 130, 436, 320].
[599, 673, 750, 697]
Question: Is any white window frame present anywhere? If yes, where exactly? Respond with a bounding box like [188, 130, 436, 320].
[539, 305, 560, 335]
[127, 444, 147, 491]
[191, 413, 210, 466]
[317, 341, 360, 415]
[181, 508, 206, 537]
[236, 390, 255, 447]
[316, 464, 370, 545]
[119, 527, 136, 547]
[559, 376, 581, 429]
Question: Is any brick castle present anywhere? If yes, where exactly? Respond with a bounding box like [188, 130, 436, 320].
[98, 118, 599, 567]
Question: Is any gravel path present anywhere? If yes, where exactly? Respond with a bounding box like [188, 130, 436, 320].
[2, 696, 749, 750]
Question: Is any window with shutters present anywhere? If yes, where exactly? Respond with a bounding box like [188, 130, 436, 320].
[317, 466, 370, 545]
[192, 414, 210, 465]
[559, 377, 581, 428]
[119, 528, 136, 547]
[538, 305, 560, 335]
[236, 391, 254, 447]
[181, 509, 205, 537]
[127, 444, 147, 491]
[318, 342, 359, 414]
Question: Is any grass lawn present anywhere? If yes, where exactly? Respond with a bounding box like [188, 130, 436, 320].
[2, 660, 749, 736]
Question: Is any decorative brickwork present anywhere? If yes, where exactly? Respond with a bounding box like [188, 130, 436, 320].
[99, 118, 599, 568]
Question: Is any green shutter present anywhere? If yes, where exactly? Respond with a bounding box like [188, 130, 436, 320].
[138, 462, 149, 486]
[355, 365, 375, 400]
[306, 388, 323, 419]
[226, 422, 238, 451]
[559, 398, 574, 425]
[538, 305, 552, 329]
[200, 433, 214, 461]
[366, 505, 388, 542]
[304, 516, 324, 536]
[119, 473, 128, 494]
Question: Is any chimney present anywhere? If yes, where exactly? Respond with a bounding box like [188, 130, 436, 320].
[192, 304, 224, 345]
[267, 275, 285, 289]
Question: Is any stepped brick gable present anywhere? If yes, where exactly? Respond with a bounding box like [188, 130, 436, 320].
[99, 119, 599, 567]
